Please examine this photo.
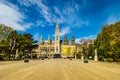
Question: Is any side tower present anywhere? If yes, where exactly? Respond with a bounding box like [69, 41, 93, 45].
[63, 35, 68, 45]
[71, 35, 75, 45]
[40, 35, 44, 45]
[39, 35, 44, 54]
[55, 22, 60, 53]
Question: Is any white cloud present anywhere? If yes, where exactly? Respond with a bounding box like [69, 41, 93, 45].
[81, 20, 90, 26]
[83, 35, 96, 39]
[33, 33, 40, 41]
[18, 0, 89, 27]
[36, 0, 52, 23]
[61, 0, 89, 27]
[18, 0, 32, 7]
[0, 1, 31, 31]
[75, 38, 81, 44]
[104, 3, 120, 25]
[52, 26, 71, 37]
[53, 7, 65, 23]
[75, 35, 96, 43]
[36, 20, 45, 27]
[105, 15, 120, 24]
[60, 26, 71, 36]
[19, 0, 58, 24]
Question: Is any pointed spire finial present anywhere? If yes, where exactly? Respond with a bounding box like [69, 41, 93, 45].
[72, 34, 75, 40]
[71, 34, 75, 45]
[55, 21, 60, 34]
[40, 35, 43, 40]
[56, 20, 59, 24]
[40, 35, 44, 45]
[56, 21, 59, 27]
[64, 35, 67, 41]
[48, 35, 50, 40]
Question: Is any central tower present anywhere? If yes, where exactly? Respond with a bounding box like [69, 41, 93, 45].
[55, 22, 60, 53]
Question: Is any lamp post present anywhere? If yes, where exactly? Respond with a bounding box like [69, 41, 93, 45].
[24, 50, 29, 63]
[45, 49, 48, 58]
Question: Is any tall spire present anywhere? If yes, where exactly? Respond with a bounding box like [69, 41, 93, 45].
[55, 22, 60, 53]
[64, 35, 67, 41]
[40, 35, 43, 45]
[40, 35, 43, 40]
[55, 22, 60, 34]
[48, 35, 51, 44]
[63, 35, 68, 45]
[72, 35, 75, 40]
[48, 35, 50, 40]
[71, 34, 75, 45]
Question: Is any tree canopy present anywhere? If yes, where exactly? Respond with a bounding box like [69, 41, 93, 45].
[0, 24, 13, 41]
[0, 24, 38, 60]
[94, 22, 120, 62]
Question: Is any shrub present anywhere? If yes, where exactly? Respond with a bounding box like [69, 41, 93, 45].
[107, 58, 114, 62]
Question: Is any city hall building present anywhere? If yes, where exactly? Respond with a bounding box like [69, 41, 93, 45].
[35, 22, 76, 58]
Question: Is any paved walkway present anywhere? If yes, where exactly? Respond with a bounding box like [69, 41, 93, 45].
[0, 59, 120, 80]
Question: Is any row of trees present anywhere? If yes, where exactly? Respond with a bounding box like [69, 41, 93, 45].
[1, 21, 120, 62]
[0, 24, 38, 60]
[94, 22, 120, 62]
[80, 22, 120, 62]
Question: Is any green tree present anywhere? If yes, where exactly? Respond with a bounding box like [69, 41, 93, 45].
[95, 22, 120, 62]
[0, 24, 13, 41]
[0, 25, 38, 60]
[0, 24, 13, 60]
[87, 44, 95, 59]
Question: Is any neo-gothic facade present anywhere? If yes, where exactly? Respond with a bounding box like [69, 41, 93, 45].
[37, 22, 76, 58]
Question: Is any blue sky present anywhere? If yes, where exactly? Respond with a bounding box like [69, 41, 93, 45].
[0, 0, 120, 43]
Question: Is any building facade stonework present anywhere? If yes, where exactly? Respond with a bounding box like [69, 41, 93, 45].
[37, 22, 76, 58]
